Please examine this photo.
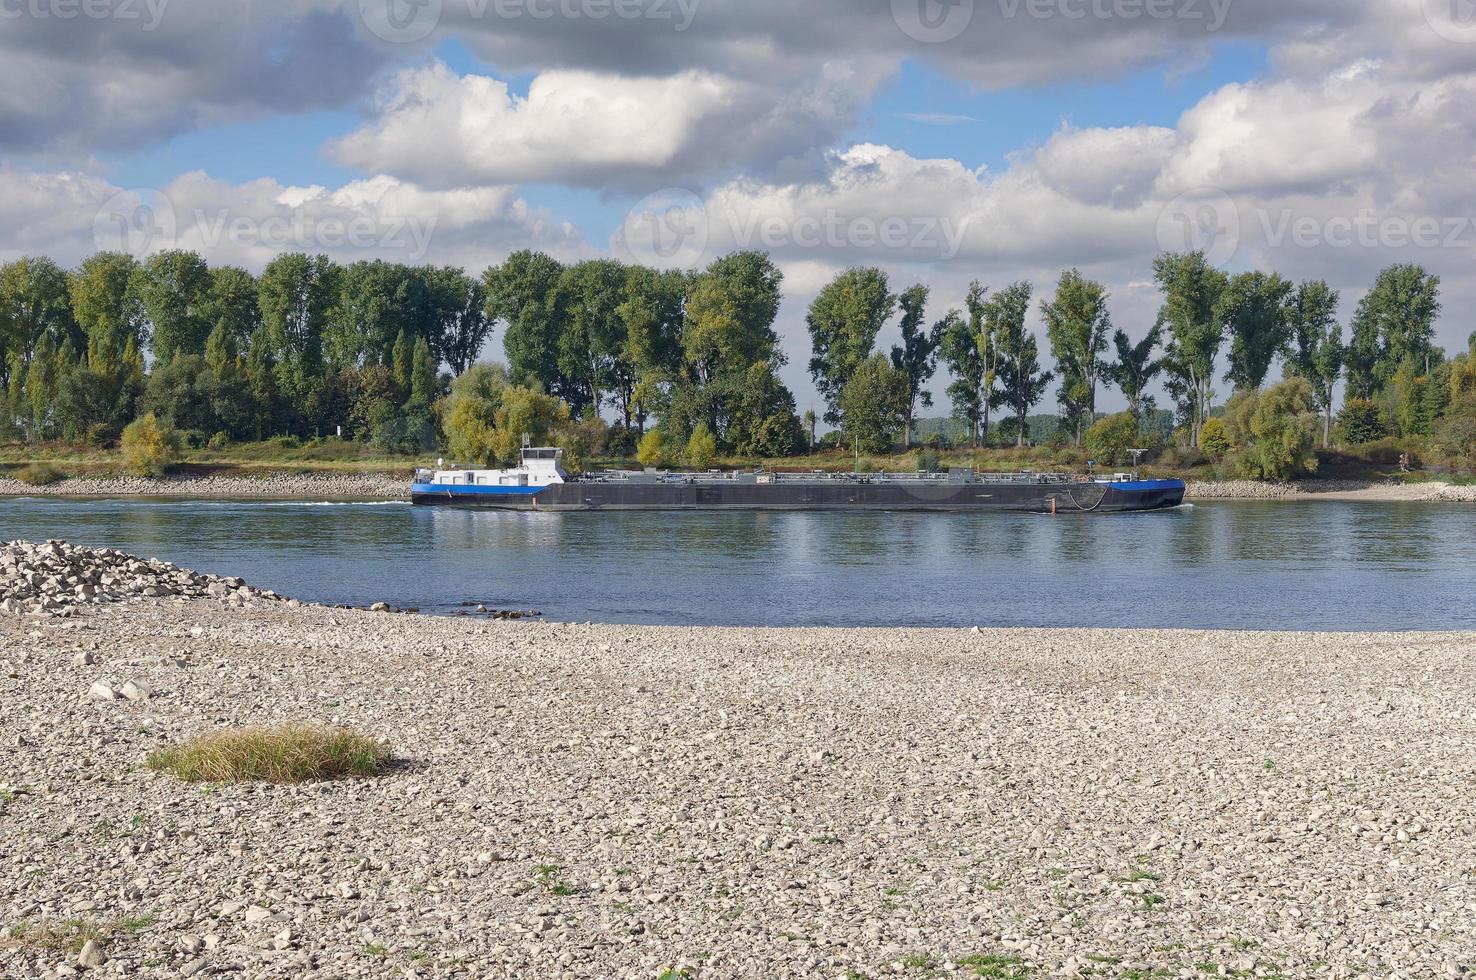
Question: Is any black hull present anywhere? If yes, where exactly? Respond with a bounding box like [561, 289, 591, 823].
[412, 480, 1185, 514]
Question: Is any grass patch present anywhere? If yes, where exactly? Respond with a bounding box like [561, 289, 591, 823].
[147, 724, 390, 784]
[13, 463, 65, 486]
[1, 914, 155, 953]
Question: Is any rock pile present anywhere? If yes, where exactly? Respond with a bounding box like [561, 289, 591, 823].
[0, 540, 283, 617]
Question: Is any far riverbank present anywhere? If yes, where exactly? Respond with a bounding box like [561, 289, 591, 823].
[1, 471, 1474, 502]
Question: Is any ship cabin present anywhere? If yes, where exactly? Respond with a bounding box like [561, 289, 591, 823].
[413, 447, 569, 490]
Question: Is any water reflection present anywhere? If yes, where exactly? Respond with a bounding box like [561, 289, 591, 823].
[1, 498, 1474, 630]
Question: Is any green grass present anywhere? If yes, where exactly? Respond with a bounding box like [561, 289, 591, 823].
[147, 724, 390, 783]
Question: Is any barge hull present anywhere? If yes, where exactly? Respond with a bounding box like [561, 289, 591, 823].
[411, 480, 1186, 513]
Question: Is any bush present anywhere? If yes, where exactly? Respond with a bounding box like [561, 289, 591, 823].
[636, 430, 665, 468]
[120, 413, 181, 478]
[1335, 398, 1388, 445]
[207, 431, 230, 451]
[685, 423, 717, 470]
[916, 449, 942, 473]
[14, 463, 65, 486]
[147, 724, 390, 784]
[1084, 412, 1139, 468]
[1200, 417, 1232, 457]
[1227, 378, 1320, 480]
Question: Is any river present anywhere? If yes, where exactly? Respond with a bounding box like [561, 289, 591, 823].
[1, 497, 1472, 630]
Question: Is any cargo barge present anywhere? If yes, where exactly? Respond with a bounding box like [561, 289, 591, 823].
[411, 448, 1186, 513]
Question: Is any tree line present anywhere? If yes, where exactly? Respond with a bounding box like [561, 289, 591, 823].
[2, 246, 1473, 472]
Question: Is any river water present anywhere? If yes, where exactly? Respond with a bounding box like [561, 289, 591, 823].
[1, 497, 1472, 630]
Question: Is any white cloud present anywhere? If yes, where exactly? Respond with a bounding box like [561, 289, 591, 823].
[0, 168, 586, 272]
[332, 59, 891, 190]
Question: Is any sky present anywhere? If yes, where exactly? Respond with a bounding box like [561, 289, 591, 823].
[2, 0, 1475, 417]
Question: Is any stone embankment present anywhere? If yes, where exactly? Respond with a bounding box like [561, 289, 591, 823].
[0, 472, 405, 499]
[0, 540, 285, 618]
[2, 545, 1475, 977]
[1188, 479, 1476, 502]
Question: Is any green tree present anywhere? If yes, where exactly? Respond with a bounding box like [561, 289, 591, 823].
[807, 267, 895, 426]
[1282, 280, 1343, 447]
[134, 250, 212, 365]
[682, 251, 784, 386]
[1223, 377, 1320, 480]
[1199, 417, 1232, 457]
[0, 256, 78, 393]
[1154, 251, 1228, 447]
[1041, 269, 1112, 445]
[485, 251, 566, 395]
[326, 260, 432, 369]
[409, 336, 439, 407]
[685, 422, 718, 469]
[729, 361, 802, 458]
[441, 363, 573, 466]
[1220, 270, 1293, 391]
[1105, 325, 1163, 421]
[258, 253, 338, 419]
[426, 266, 489, 376]
[965, 281, 1001, 444]
[204, 321, 238, 376]
[1084, 412, 1139, 467]
[69, 252, 144, 368]
[617, 266, 689, 433]
[989, 283, 1051, 447]
[889, 284, 942, 448]
[121, 412, 181, 477]
[1347, 264, 1441, 397]
[802, 408, 817, 451]
[1333, 398, 1387, 445]
[936, 307, 984, 446]
[554, 259, 629, 418]
[200, 266, 261, 355]
[838, 354, 910, 455]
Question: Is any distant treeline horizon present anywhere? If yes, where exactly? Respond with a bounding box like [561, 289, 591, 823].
[1, 247, 1472, 465]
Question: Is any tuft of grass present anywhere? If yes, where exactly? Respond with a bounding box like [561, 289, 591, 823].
[1, 915, 154, 953]
[147, 724, 390, 784]
[958, 953, 1032, 978]
[14, 463, 66, 486]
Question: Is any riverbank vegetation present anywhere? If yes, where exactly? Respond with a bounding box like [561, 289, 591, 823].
[2, 247, 1472, 482]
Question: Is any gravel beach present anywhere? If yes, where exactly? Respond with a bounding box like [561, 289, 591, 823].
[2, 550, 1474, 978]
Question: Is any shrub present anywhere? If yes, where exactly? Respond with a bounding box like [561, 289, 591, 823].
[147, 724, 390, 784]
[1199, 417, 1232, 457]
[14, 463, 64, 487]
[207, 431, 230, 451]
[636, 429, 665, 468]
[1335, 398, 1388, 445]
[1432, 398, 1476, 468]
[685, 423, 717, 470]
[1228, 378, 1320, 480]
[1084, 412, 1139, 467]
[916, 449, 942, 473]
[120, 413, 181, 478]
